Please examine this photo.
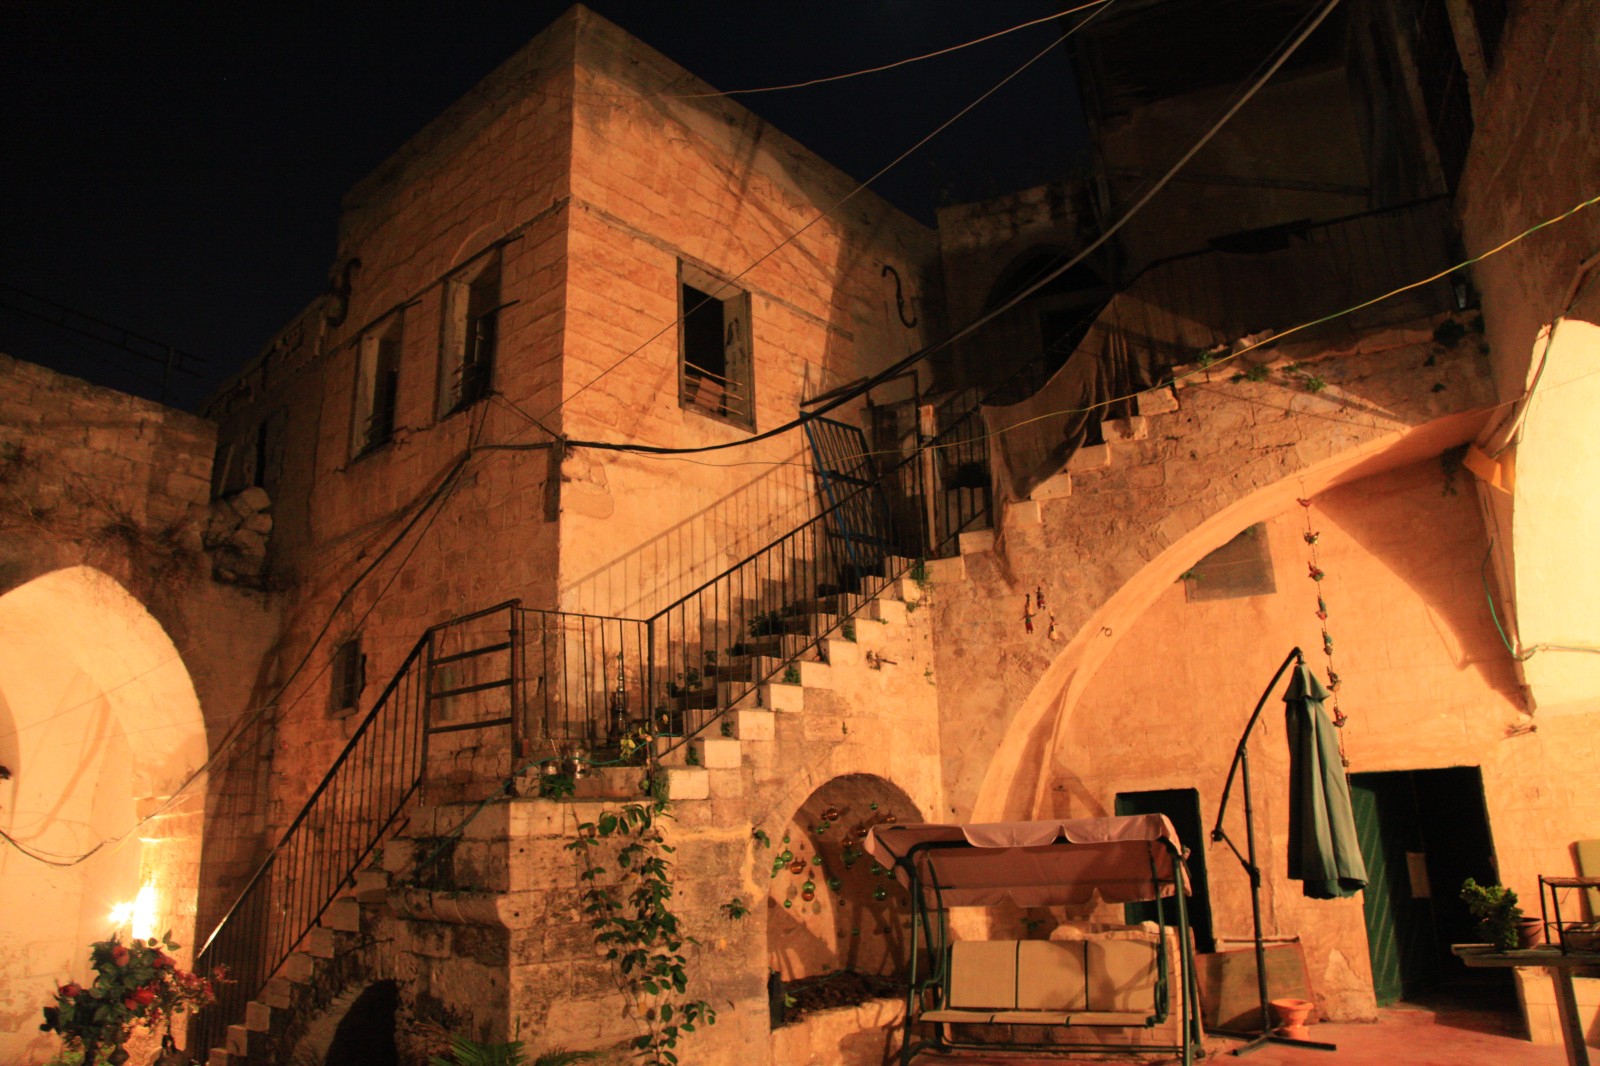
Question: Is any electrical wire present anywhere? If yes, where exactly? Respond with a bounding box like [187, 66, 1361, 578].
[667, 2, 1112, 98]
[538, 0, 1117, 432]
[557, 0, 1340, 459]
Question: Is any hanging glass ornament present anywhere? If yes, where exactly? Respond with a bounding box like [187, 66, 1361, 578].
[873, 886, 888, 901]
[783, 898, 793, 909]
[789, 858, 807, 875]
[823, 807, 840, 822]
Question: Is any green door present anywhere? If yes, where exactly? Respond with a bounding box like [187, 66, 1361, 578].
[1349, 781, 1405, 1004]
[1116, 789, 1215, 953]
[1351, 768, 1500, 1005]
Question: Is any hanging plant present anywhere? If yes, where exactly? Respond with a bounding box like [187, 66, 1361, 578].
[1298, 497, 1346, 730]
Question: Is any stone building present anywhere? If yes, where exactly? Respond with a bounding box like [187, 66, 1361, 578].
[2, 2, 1598, 1063]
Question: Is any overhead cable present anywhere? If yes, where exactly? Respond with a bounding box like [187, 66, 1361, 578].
[561, 0, 1341, 458]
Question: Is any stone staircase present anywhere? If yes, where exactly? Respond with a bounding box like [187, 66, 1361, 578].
[205, 557, 933, 1065]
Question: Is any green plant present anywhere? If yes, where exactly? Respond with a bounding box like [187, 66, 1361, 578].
[618, 725, 654, 765]
[40, 933, 222, 1065]
[685, 744, 700, 767]
[719, 719, 734, 738]
[720, 898, 750, 921]
[567, 797, 716, 1064]
[538, 772, 577, 801]
[1231, 363, 1270, 383]
[782, 664, 801, 685]
[428, 1033, 598, 1066]
[841, 619, 855, 642]
[1460, 878, 1523, 951]
[751, 827, 771, 849]
[748, 610, 785, 638]
[1302, 374, 1327, 393]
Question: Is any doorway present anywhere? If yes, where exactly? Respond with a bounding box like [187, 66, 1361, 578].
[1116, 789, 1216, 953]
[1349, 767, 1506, 1005]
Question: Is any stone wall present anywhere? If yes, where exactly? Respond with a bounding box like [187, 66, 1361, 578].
[0, 354, 278, 1063]
[1455, 0, 1600, 714]
[931, 317, 1497, 823]
[556, 8, 940, 619]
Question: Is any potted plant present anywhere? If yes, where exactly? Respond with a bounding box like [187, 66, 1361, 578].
[1460, 878, 1534, 951]
[40, 933, 223, 1065]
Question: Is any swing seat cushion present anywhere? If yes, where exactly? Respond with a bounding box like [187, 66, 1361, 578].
[924, 938, 1160, 1028]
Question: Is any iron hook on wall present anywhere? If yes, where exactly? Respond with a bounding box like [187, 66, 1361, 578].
[882, 263, 919, 329]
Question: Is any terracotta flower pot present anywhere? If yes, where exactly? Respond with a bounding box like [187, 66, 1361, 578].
[1270, 997, 1315, 1040]
[1518, 917, 1545, 949]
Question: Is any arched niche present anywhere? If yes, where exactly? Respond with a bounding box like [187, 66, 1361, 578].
[0, 566, 207, 1064]
[765, 773, 922, 985]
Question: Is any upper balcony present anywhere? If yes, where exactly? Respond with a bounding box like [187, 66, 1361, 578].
[983, 196, 1463, 496]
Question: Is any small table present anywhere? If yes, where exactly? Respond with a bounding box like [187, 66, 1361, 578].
[1453, 944, 1600, 1066]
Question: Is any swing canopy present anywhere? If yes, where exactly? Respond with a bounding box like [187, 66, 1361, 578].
[865, 814, 1188, 908]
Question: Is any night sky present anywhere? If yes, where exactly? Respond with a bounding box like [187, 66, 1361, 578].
[0, 2, 1089, 411]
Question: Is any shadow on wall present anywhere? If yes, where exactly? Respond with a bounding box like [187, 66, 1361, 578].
[561, 448, 816, 618]
[767, 773, 922, 983]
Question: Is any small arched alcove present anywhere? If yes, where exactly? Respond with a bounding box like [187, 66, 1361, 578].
[766, 773, 922, 988]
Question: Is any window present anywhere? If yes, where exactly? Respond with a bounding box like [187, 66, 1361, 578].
[440, 252, 503, 415]
[352, 316, 403, 456]
[678, 261, 753, 428]
[1184, 523, 1276, 602]
[330, 637, 365, 715]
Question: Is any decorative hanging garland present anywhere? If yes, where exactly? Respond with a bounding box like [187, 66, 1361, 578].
[1297, 497, 1345, 728]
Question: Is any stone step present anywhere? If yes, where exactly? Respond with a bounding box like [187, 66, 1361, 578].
[324, 896, 361, 932]
[865, 599, 907, 625]
[353, 868, 389, 903]
[245, 999, 272, 1033]
[664, 767, 709, 801]
[727, 707, 775, 740]
[762, 682, 804, 713]
[305, 926, 337, 959]
[691, 736, 741, 769]
[959, 528, 995, 555]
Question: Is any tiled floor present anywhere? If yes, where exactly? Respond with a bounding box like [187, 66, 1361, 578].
[920, 995, 1575, 1065]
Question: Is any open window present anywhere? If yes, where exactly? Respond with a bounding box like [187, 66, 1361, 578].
[352, 316, 403, 457]
[439, 251, 503, 416]
[678, 261, 753, 428]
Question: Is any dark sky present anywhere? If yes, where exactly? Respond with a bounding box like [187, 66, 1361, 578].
[0, 2, 1088, 411]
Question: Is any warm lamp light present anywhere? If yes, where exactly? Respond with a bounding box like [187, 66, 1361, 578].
[108, 884, 159, 940]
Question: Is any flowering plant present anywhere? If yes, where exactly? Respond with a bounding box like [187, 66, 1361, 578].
[40, 933, 223, 1065]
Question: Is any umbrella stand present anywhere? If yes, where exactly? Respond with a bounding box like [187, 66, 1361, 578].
[1210, 646, 1337, 1056]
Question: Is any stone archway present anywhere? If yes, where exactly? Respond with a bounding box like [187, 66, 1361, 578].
[0, 566, 207, 1065]
[970, 408, 1496, 825]
[765, 773, 922, 985]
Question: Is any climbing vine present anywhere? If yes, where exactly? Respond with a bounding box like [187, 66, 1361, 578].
[566, 795, 715, 1064]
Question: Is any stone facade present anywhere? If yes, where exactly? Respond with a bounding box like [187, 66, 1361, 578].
[8, 1, 1600, 1063]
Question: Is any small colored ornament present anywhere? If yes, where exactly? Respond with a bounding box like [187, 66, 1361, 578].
[783, 898, 793, 909]
[828, 878, 843, 891]
[870, 863, 884, 876]
[1035, 585, 1046, 610]
[873, 887, 888, 901]
[1307, 563, 1325, 582]
[812, 855, 823, 865]
[802, 880, 815, 894]
[790, 858, 807, 875]
[869, 803, 878, 810]
[778, 849, 793, 864]
[823, 807, 840, 821]
[802, 889, 815, 902]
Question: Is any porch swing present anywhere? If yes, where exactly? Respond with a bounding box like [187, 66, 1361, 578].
[865, 814, 1204, 1065]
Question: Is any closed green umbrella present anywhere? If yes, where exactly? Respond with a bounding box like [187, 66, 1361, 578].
[1284, 665, 1367, 899]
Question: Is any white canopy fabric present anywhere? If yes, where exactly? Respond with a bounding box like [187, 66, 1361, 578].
[864, 814, 1188, 908]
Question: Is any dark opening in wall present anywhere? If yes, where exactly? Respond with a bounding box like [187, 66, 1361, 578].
[324, 980, 399, 1066]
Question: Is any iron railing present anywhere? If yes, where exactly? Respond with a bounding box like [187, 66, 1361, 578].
[189, 602, 519, 1059]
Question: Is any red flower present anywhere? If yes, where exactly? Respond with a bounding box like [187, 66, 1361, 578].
[124, 986, 157, 1009]
[57, 982, 82, 999]
[111, 944, 130, 966]
[154, 951, 176, 970]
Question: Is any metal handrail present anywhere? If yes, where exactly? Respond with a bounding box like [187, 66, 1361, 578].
[189, 601, 519, 1059]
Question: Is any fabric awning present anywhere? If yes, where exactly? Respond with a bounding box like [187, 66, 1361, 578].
[864, 814, 1187, 908]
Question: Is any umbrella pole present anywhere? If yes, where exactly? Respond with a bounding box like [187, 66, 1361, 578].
[1212, 647, 1337, 1055]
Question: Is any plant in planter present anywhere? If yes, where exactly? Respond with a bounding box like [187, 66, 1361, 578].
[1460, 878, 1527, 951]
[40, 933, 222, 1065]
